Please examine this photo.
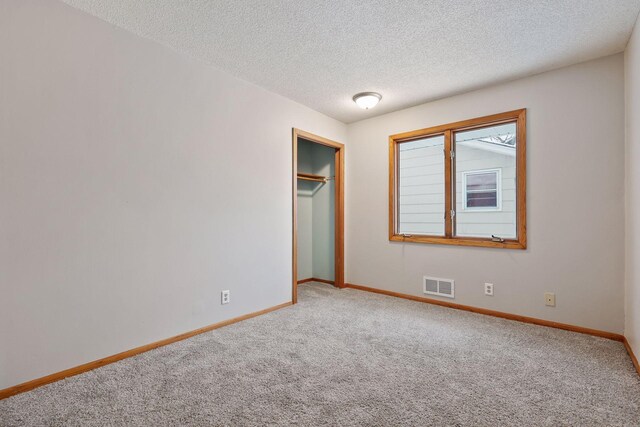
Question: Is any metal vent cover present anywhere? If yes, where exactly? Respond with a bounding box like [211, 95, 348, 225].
[423, 276, 455, 298]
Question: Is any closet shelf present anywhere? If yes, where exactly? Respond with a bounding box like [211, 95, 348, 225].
[297, 172, 333, 183]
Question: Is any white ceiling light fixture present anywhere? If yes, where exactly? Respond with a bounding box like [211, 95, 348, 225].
[353, 92, 382, 110]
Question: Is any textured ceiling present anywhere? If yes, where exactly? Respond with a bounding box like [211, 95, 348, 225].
[61, 0, 640, 123]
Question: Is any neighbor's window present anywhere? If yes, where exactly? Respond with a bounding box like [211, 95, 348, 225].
[462, 169, 501, 210]
[389, 109, 526, 249]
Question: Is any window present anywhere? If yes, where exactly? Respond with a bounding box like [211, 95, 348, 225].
[462, 169, 501, 211]
[397, 134, 445, 236]
[389, 109, 526, 249]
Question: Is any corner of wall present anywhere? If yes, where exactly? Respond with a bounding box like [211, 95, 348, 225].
[624, 10, 640, 360]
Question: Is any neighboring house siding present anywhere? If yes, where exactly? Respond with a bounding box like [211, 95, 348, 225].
[455, 146, 516, 238]
[398, 137, 445, 235]
[398, 141, 516, 238]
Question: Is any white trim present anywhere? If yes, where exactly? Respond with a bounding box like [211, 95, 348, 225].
[462, 168, 502, 211]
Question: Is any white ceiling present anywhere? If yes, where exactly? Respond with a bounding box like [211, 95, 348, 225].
[62, 0, 640, 123]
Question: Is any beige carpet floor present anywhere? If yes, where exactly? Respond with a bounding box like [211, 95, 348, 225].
[1, 282, 639, 426]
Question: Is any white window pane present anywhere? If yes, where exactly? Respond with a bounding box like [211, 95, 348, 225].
[455, 123, 517, 239]
[398, 135, 445, 236]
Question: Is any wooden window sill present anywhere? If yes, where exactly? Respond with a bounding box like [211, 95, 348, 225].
[389, 234, 526, 249]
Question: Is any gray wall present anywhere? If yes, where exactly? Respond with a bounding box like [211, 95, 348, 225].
[0, 0, 346, 390]
[346, 54, 625, 334]
[311, 144, 335, 281]
[625, 14, 640, 358]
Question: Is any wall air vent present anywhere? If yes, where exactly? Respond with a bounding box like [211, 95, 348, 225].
[423, 276, 455, 298]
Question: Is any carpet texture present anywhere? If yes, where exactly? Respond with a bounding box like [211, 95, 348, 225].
[1, 282, 639, 426]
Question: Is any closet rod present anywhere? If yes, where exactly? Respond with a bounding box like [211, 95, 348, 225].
[297, 172, 334, 183]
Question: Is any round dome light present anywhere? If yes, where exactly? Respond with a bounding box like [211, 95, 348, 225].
[352, 92, 382, 110]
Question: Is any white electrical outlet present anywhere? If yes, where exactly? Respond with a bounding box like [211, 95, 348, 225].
[484, 283, 494, 296]
[544, 292, 555, 307]
[221, 290, 230, 305]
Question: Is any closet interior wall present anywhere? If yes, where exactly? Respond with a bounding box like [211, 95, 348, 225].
[297, 139, 335, 283]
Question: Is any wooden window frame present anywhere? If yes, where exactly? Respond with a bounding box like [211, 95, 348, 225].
[388, 109, 526, 249]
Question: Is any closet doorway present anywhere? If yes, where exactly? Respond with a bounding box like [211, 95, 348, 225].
[292, 129, 344, 304]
